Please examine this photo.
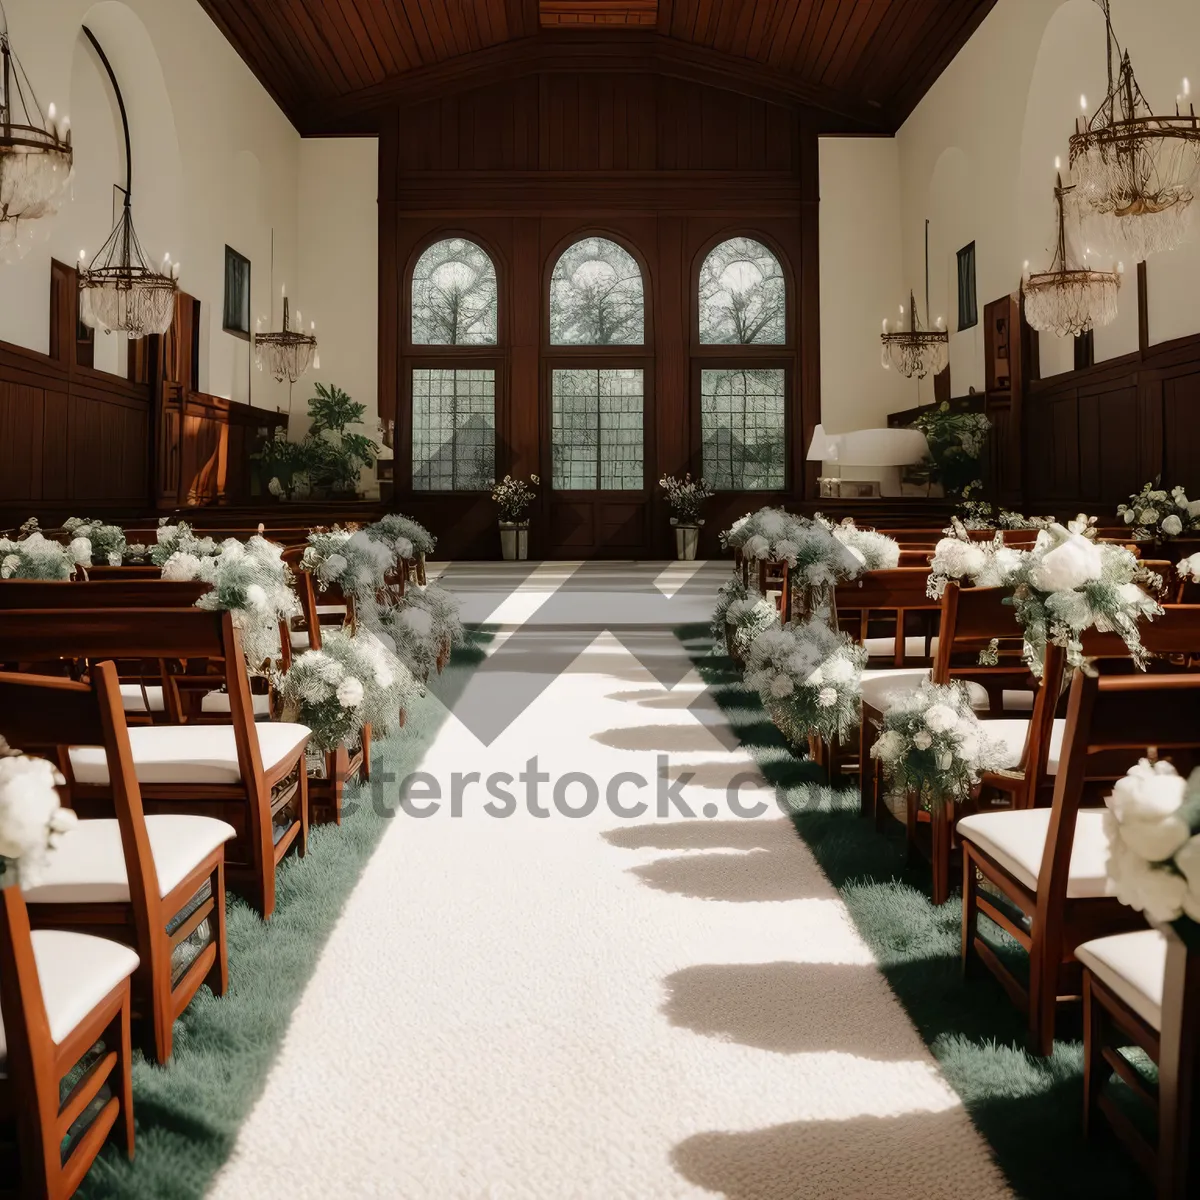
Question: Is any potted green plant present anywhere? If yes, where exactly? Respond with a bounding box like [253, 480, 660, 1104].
[297, 384, 379, 500]
[491, 475, 539, 561]
[659, 473, 713, 560]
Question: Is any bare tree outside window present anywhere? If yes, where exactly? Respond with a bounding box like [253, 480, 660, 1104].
[550, 237, 644, 346]
[551, 368, 643, 489]
[698, 238, 786, 345]
[411, 238, 498, 345]
[412, 368, 496, 490]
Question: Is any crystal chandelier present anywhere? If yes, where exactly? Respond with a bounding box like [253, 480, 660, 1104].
[0, 3, 73, 261]
[1068, 0, 1200, 261]
[880, 219, 949, 380]
[77, 28, 176, 338]
[1023, 174, 1121, 336]
[254, 293, 318, 384]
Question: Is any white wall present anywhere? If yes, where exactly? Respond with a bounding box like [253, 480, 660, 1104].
[0, 0, 301, 414]
[896, 0, 1200, 402]
[818, 137, 913, 435]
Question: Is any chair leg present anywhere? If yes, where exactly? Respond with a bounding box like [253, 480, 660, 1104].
[116, 991, 135, 1159]
[205, 860, 229, 999]
[360, 723, 372, 783]
[905, 790, 919, 865]
[1082, 974, 1110, 1138]
[931, 800, 952, 906]
[1028, 923, 1061, 1057]
[961, 847, 980, 978]
[150, 955, 174, 1065]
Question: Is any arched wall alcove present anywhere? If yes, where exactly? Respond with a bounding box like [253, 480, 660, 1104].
[926, 145, 976, 397]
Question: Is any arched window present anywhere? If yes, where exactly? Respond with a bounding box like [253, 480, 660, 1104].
[409, 238, 499, 492]
[547, 236, 648, 493]
[411, 238, 497, 345]
[549, 237, 644, 346]
[698, 237, 785, 345]
[696, 237, 789, 491]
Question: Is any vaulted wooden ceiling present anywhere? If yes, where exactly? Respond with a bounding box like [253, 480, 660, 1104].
[196, 0, 998, 136]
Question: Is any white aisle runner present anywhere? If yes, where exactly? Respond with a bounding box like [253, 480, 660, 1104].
[210, 567, 1010, 1200]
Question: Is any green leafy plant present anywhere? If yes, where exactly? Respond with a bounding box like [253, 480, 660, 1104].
[907, 402, 990, 497]
[264, 385, 379, 500]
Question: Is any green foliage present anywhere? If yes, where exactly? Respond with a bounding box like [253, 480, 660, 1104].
[908, 402, 990, 497]
[306, 382, 367, 436]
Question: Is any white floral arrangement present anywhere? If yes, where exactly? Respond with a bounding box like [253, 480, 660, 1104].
[0, 741, 78, 887]
[744, 619, 867, 745]
[823, 519, 901, 571]
[163, 535, 300, 668]
[1178, 553, 1200, 584]
[1102, 758, 1200, 924]
[720, 507, 806, 562]
[0, 531, 89, 580]
[1117, 480, 1200, 541]
[1008, 522, 1163, 675]
[365, 513, 436, 564]
[301, 528, 394, 621]
[374, 584, 464, 678]
[871, 681, 1007, 811]
[368, 513, 437, 558]
[150, 519, 218, 567]
[659, 474, 713, 525]
[62, 517, 127, 566]
[926, 520, 1028, 599]
[712, 576, 779, 659]
[274, 627, 418, 753]
[491, 475, 540, 523]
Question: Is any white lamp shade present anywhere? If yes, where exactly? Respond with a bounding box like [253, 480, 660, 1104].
[807, 425, 928, 467]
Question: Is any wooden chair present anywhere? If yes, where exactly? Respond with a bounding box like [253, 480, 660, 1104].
[961, 613, 1200, 1054]
[1079, 924, 1199, 1198]
[0, 662, 234, 1065]
[0, 881, 138, 1198]
[0, 609, 309, 920]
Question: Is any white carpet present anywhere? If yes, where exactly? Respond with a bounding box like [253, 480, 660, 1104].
[209, 577, 1011, 1199]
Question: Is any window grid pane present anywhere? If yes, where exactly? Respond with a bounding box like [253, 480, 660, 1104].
[552, 368, 644, 490]
[698, 237, 786, 345]
[701, 368, 786, 491]
[411, 239, 498, 345]
[549, 238, 645, 346]
[412, 368, 496, 491]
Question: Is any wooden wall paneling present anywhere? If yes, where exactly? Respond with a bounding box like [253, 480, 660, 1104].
[1077, 381, 1139, 503]
[0, 382, 44, 502]
[1160, 365, 1200, 488]
[39, 387, 70, 502]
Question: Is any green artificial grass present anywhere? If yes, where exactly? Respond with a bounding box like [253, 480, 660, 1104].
[75, 628, 492, 1200]
[675, 623, 1152, 1200]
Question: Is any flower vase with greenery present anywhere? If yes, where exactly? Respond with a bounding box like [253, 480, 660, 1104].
[491, 475, 539, 561]
[659, 474, 713, 560]
[906, 402, 990, 498]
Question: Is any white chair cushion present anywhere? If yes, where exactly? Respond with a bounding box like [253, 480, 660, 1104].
[864, 635, 939, 660]
[861, 668, 988, 712]
[957, 807, 1109, 897]
[1076, 930, 1166, 1032]
[315, 605, 347, 617]
[200, 690, 271, 716]
[0, 929, 140, 1071]
[978, 718, 1065, 773]
[21, 815, 236, 905]
[289, 629, 313, 650]
[69, 722, 311, 786]
[120, 683, 165, 713]
[1002, 689, 1035, 712]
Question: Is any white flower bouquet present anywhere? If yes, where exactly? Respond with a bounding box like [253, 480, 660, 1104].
[374, 584, 464, 678]
[744, 619, 867, 745]
[491, 475, 540, 523]
[712, 576, 779, 660]
[275, 627, 418, 753]
[366, 513, 437, 561]
[720, 507, 807, 562]
[926, 521, 1026, 599]
[659, 474, 713, 525]
[63, 517, 127, 566]
[150, 519, 218, 567]
[1103, 758, 1200, 925]
[0, 531, 86, 580]
[871, 681, 1007, 811]
[0, 741, 78, 887]
[821, 518, 901, 571]
[301, 528, 394, 621]
[1117, 479, 1200, 541]
[1008, 522, 1163, 675]
[163, 535, 301, 668]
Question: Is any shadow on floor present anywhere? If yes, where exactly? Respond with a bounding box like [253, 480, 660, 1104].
[662, 961, 927, 1062]
[629, 847, 829, 903]
[603, 817, 795, 853]
[591, 723, 732, 753]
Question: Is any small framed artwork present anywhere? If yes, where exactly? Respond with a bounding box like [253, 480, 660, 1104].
[223, 245, 251, 339]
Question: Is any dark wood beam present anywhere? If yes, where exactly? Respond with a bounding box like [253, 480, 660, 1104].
[300, 31, 890, 135]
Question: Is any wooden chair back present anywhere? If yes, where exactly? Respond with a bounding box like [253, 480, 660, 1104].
[835, 567, 938, 667]
[0, 579, 209, 608]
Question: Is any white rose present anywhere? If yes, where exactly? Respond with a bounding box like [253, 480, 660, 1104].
[1123, 509, 1136, 525]
[107, 551, 122, 566]
[1119, 815, 1191, 863]
[805, 667, 825, 687]
[825, 657, 854, 683]
[913, 730, 933, 751]
[1162, 514, 1183, 536]
[1030, 532, 1104, 593]
[846, 545, 867, 567]
[924, 704, 959, 734]
[817, 687, 838, 708]
[936, 749, 954, 771]
[958, 732, 980, 761]
[268, 477, 284, 498]
[244, 583, 268, 610]
[320, 553, 348, 581]
[395, 536, 414, 559]
[1118, 582, 1146, 605]
[400, 607, 435, 638]
[162, 552, 202, 581]
[336, 677, 365, 708]
[68, 537, 92, 565]
[769, 673, 794, 699]
[742, 535, 770, 560]
[1189, 500, 1200, 518]
[1107, 759, 1186, 823]
[872, 730, 904, 762]
[1140, 509, 1159, 526]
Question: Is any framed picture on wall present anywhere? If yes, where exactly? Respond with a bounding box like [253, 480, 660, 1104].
[223, 245, 251, 339]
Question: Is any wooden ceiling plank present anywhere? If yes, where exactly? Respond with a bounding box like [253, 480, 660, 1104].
[275, 0, 361, 93]
[823, 0, 889, 89]
[198, 0, 309, 118]
[794, 0, 842, 75]
[843, 0, 922, 102]
[710, 0, 743, 53]
[807, 0, 861, 83]
[743, 0, 785, 61]
[891, 0, 996, 126]
[656, 0, 675, 37]
[344, 0, 401, 79]
[765, 0, 811, 70]
[410, 0, 460, 59]
[310, 0, 379, 86]
[376, 0, 424, 67]
[726, 0, 763, 58]
[692, 0, 719, 47]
